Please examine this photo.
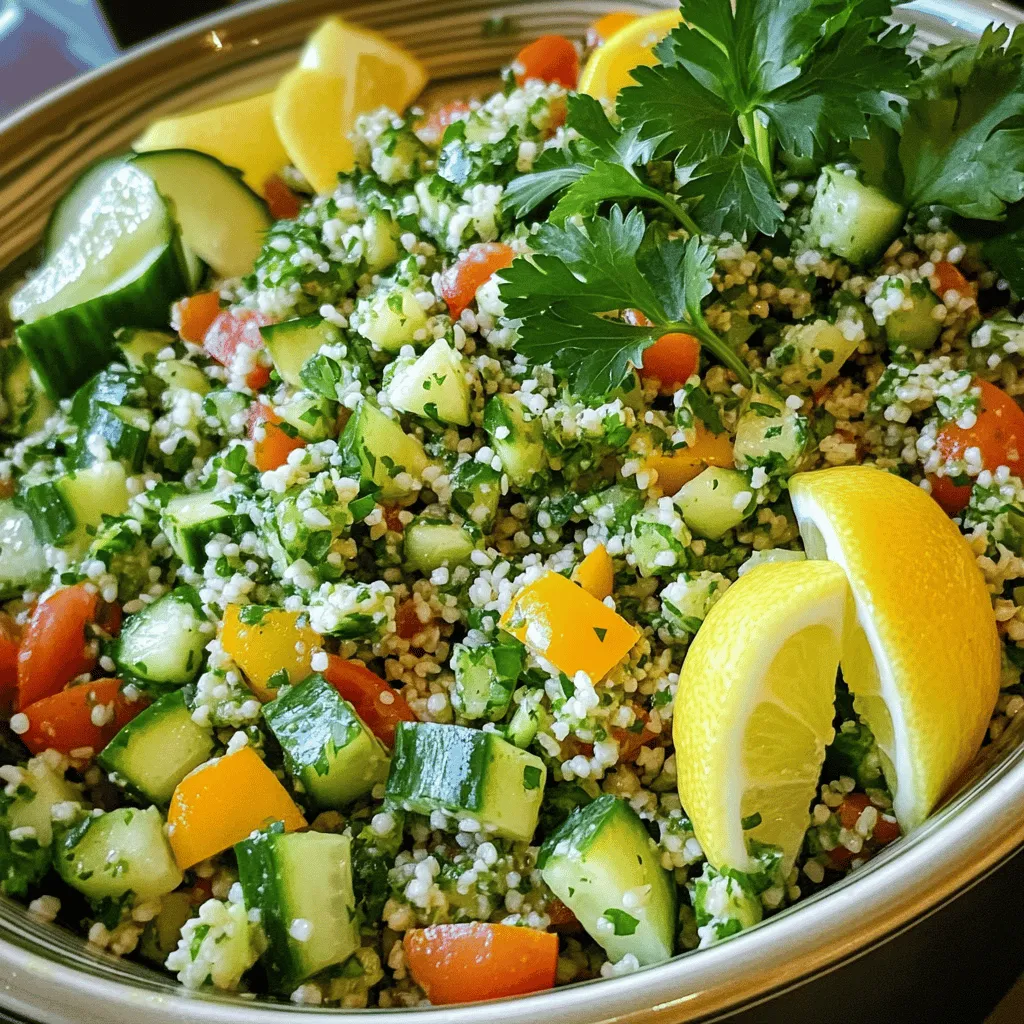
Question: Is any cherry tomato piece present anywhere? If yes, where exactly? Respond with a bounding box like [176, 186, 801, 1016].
[203, 309, 274, 391]
[514, 34, 579, 89]
[438, 242, 516, 320]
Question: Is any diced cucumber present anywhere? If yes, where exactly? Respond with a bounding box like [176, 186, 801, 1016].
[363, 211, 402, 274]
[449, 458, 502, 529]
[261, 317, 343, 389]
[660, 571, 731, 638]
[139, 891, 194, 965]
[337, 400, 430, 500]
[115, 328, 172, 370]
[483, 393, 547, 487]
[0, 500, 49, 598]
[882, 280, 942, 350]
[235, 827, 359, 990]
[98, 689, 214, 804]
[263, 674, 389, 809]
[676, 467, 753, 540]
[506, 693, 548, 749]
[767, 319, 861, 392]
[355, 287, 428, 352]
[581, 483, 645, 532]
[403, 516, 475, 573]
[0, 345, 54, 438]
[451, 638, 524, 721]
[160, 491, 235, 568]
[5, 758, 83, 847]
[384, 339, 471, 426]
[385, 721, 546, 841]
[18, 461, 129, 551]
[130, 149, 271, 278]
[733, 377, 808, 476]
[10, 163, 191, 399]
[76, 403, 152, 471]
[203, 389, 250, 433]
[809, 166, 905, 265]
[155, 360, 210, 395]
[630, 503, 692, 578]
[276, 390, 336, 443]
[54, 805, 182, 901]
[114, 587, 208, 687]
[539, 794, 676, 967]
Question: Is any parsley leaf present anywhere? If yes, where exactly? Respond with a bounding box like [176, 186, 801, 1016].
[502, 95, 698, 231]
[616, 0, 912, 237]
[499, 207, 751, 399]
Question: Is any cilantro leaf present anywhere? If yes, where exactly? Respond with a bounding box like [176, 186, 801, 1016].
[499, 207, 752, 398]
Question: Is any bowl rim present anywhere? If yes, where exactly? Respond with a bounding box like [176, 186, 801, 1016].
[1, 0, 1024, 1021]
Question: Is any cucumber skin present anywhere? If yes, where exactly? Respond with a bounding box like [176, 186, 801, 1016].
[16, 241, 191, 400]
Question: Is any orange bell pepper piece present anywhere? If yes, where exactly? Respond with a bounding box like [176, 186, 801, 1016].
[571, 544, 614, 601]
[404, 922, 558, 1005]
[644, 423, 734, 495]
[500, 570, 639, 682]
[175, 291, 222, 344]
[167, 745, 306, 870]
[220, 605, 322, 702]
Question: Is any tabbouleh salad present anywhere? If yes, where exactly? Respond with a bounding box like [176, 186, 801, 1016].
[0, 0, 1022, 1008]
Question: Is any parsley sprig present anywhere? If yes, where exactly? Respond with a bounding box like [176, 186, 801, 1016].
[498, 207, 751, 398]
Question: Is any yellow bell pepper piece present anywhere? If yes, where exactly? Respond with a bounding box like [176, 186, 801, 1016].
[572, 544, 614, 601]
[220, 605, 322, 702]
[644, 423, 734, 495]
[500, 571, 640, 683]
[168, 746, 306, 870]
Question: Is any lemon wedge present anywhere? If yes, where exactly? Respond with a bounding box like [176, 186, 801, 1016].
[134, 92, 287, 193]
[675, 560, 848, 873]
[579, 8, 682, 102]
[789, 465, 1000, 831]
[272, 17, 427, 194]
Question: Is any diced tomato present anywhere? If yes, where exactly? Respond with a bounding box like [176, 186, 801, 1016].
[837, 792, 872, 831]
[175, 291, 222, 344]
[828, 844, 855, 870]
[417, 101, 472, 145]
[381, 504, 405, 533]
[546, 897, 582, 933]
[247, 403, 306, 473]
[932, 260, 975, 300]
[17, 583, 119, 711]
[640, 333, 701, 394]
[404, 922, 558, 1005]
[395, 599, 427, 642]
[873, 813, 902, 846]
[438, 242, 516, 320]
[928, 380, 1024, 514]
[0, 613, 20, 700]
[322, 654, 416, 748]
[203, 309, 274, 391]
[19, 679, 147, 756]
[514, 34, 579, 89]
[587, 11, 638, 48]
[614, 706, 658, 762]
[263, 174, 302, 221]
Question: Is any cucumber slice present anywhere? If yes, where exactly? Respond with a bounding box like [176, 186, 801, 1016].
[809, 166, 906, 266]
[0, 345, 55, 439]
[263, 674, 389, 809]
[449, 459, 502, 529]
[276, 390, 335, 442]
[451, 638, 524, 721]
[114, 587, 208, 686]
[483, 393, 547, 487]
[385, 721, 546, 841]
[203, 389, 251, 433]
[539, 794, 677, 967]
[403, 516, 475, 573]
[384, 339, 471, 426]
[160, 491, 235, 568]
[11, 163, 191, 398]
[337, 400, 431, 500]
[54, 805, 182, 902]
[139, 891, 194, 965]
[883, 280, 942, 350]
[5, 759, 82, 847]
[676, 467, 754, 540]
[130, 149, 271, 279]
[235, 828, 359, 990]
[0, 500, 49, 598]
[99, 689, 214, 805]
[261, 317, 343, 389]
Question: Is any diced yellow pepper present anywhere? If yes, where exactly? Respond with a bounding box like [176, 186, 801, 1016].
[220, 605, 322, 702]
[572, 544, 614, 601]
[644, 423, 734, 495]
[499, 570, 640, 682]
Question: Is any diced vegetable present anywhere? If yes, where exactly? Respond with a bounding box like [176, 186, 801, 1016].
[113, 587, 207, 687]
[202, 309, 273, 391]
[355, 287, 428, 352]
[809, 166, 905, 265]
[403, 516, 475, 573]
[0, 502, 48, 600]
[449, 459, 502, 529]
[572, 543, 614, 600]
[20, 678, 146, 756]
[439, 242, 515, 320]
[175, 291, 221, 344]
[767, 319, 860, 392]
[483, 393, 547, 487]
[385, 721, 546, 841]
[336, 400, 431, 499]
[676, 467, 754, 539]
[733, 377, 808, 476]
[167, 746, 306, 870]
[660, 571, 731, 638]
[384, 338, 472, 426]
[322, 655, 416, 747]
[248, 403, 307, 472]
[0, 613, 20, 696]
[451, 639, 524, 721]
[500, 570, 640, 682]
[404, 923, 558, 1005]
[514, 34, 579, 89]
[883, 280, 942, 350]
[260, 316, 341, 389]
[220, 605, 322, 702]
[644, 424, 733, 495]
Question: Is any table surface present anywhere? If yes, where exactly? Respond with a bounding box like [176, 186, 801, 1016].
[2, 1, 1024, 1021]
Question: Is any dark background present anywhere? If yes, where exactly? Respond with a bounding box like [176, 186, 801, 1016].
[2, 1, 1024, 1021]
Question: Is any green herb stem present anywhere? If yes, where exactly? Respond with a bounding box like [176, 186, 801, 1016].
[656, 194, 702, 236]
